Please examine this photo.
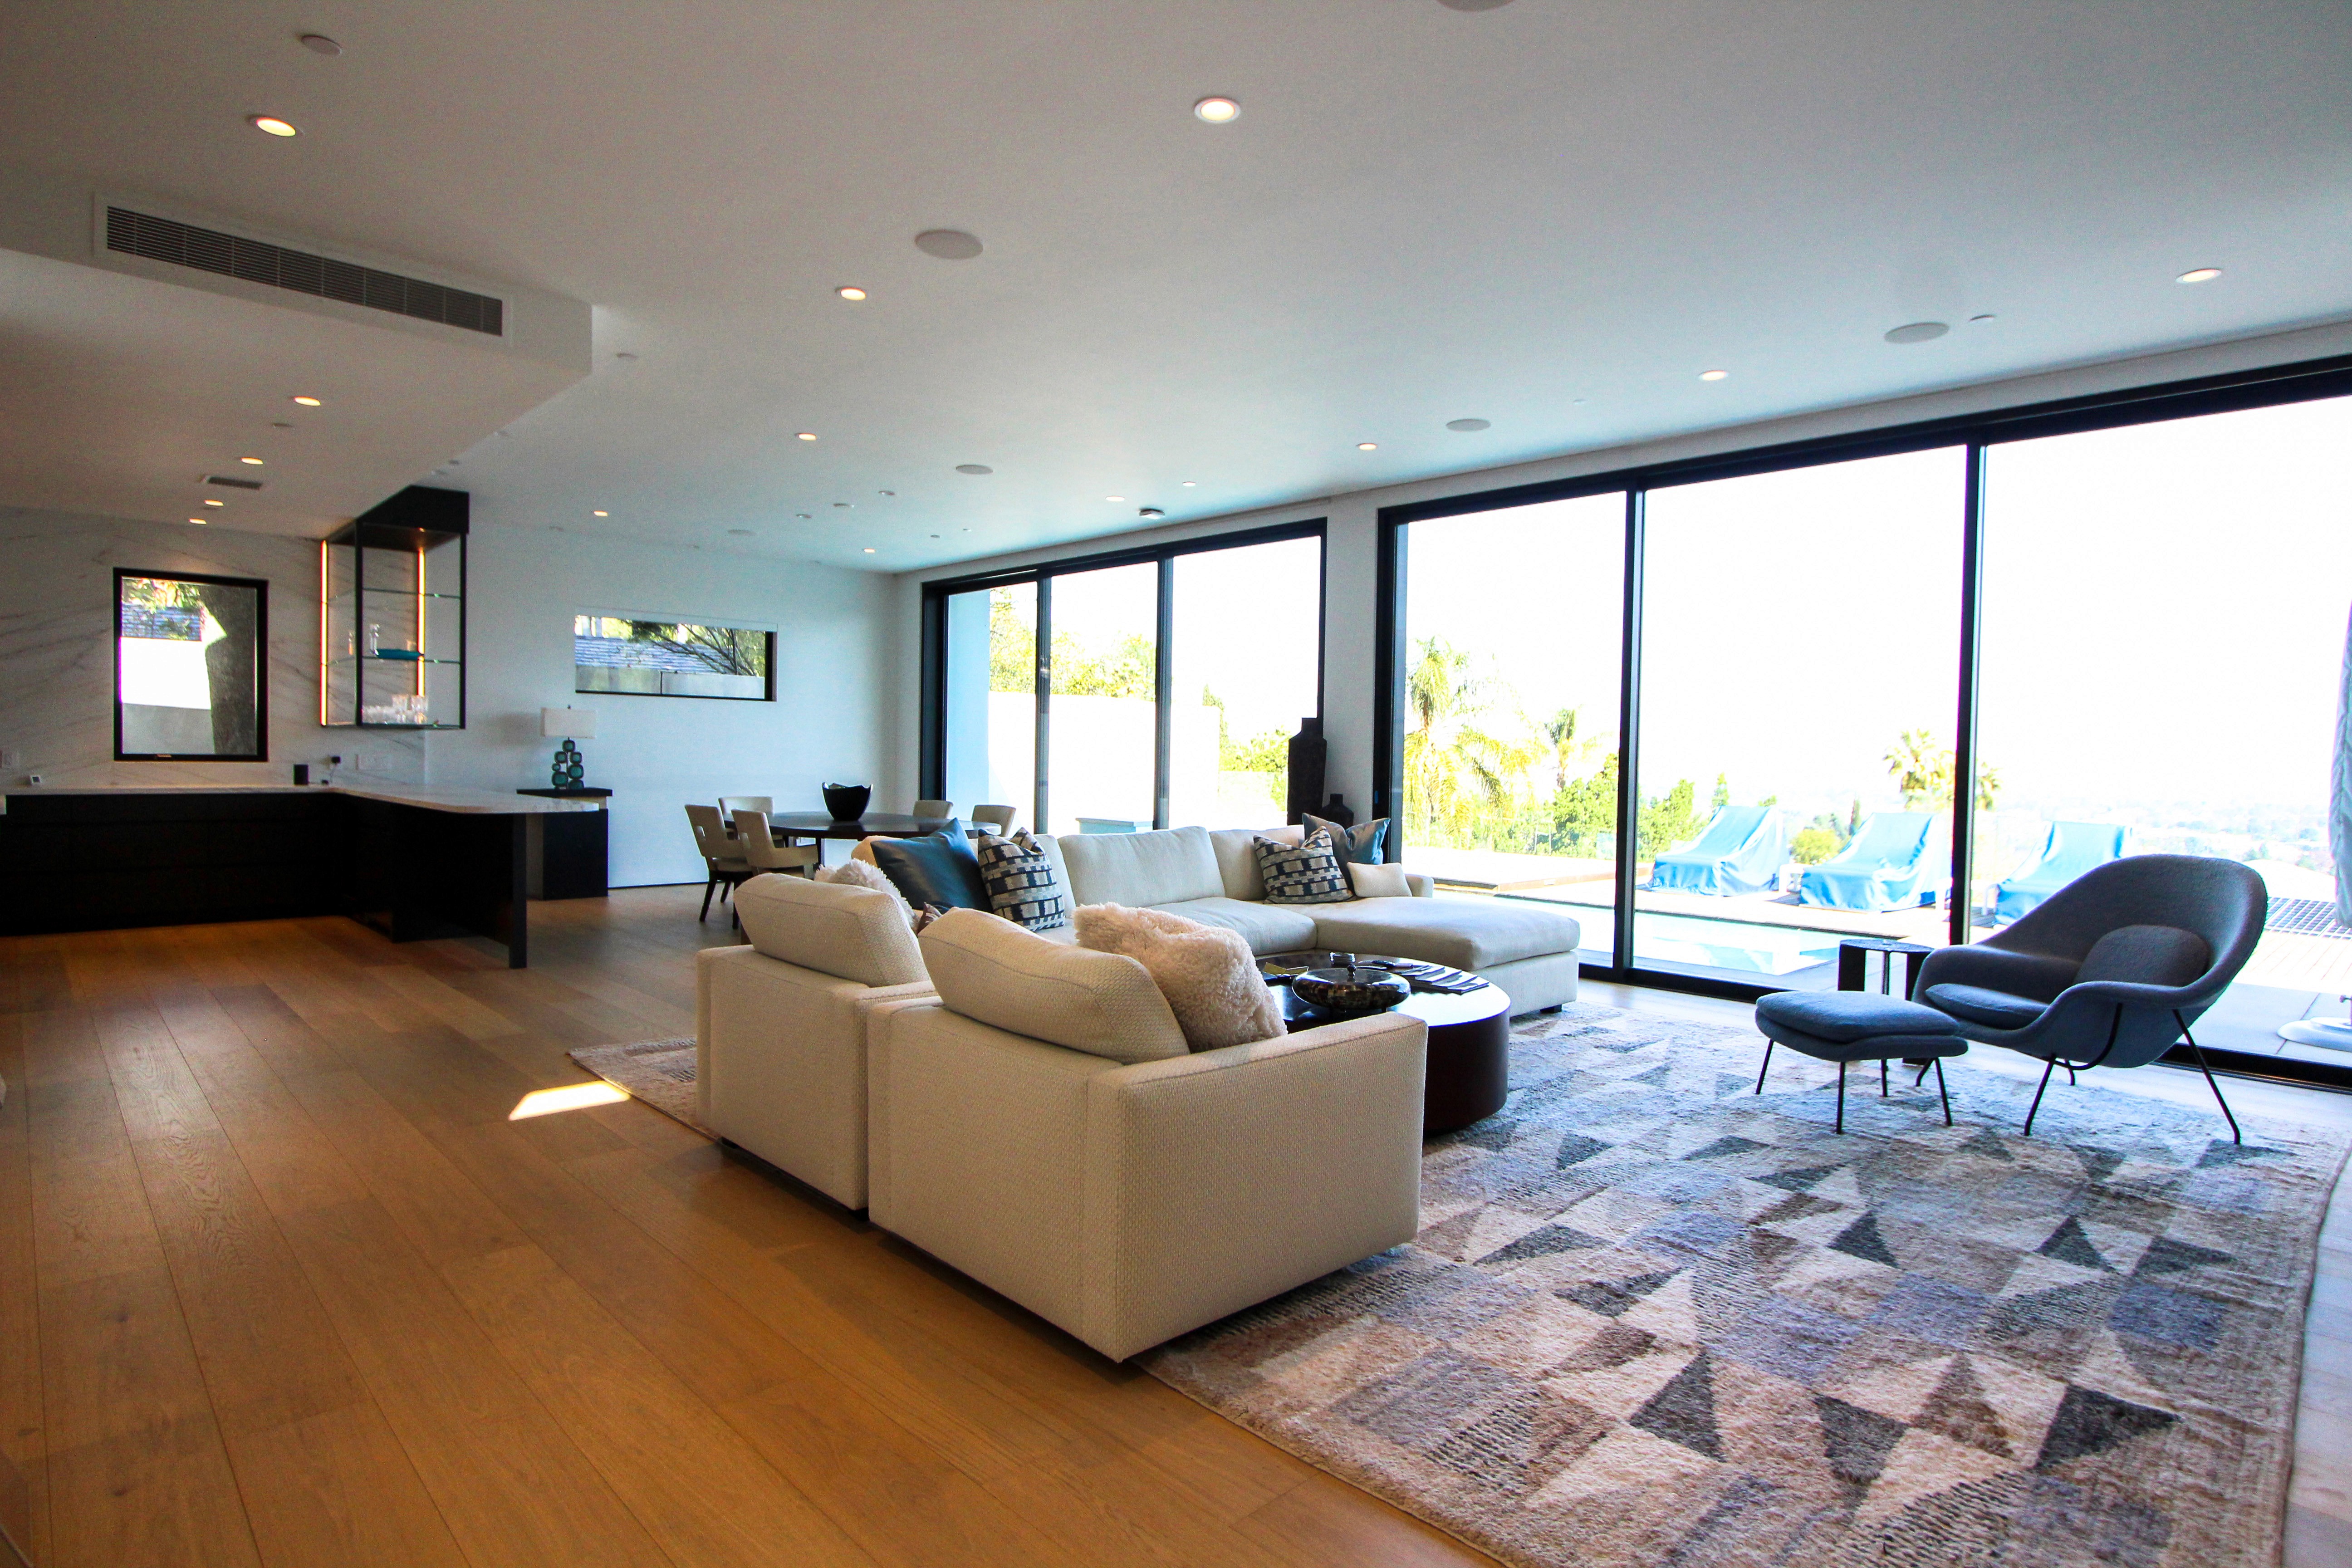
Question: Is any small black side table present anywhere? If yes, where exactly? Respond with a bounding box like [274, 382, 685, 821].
[517, 788, 611, 900]
[1837, 937, 1934, 999]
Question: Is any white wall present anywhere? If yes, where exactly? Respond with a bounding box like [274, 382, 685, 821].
[0, 507, 428, 788]
[0, 506, 899, 890]
[419, 520, 897, 887]
[892, 317, 2352, 822]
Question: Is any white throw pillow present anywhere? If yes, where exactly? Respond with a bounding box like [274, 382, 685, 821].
[1075, 903, 1287, 1052]
[1346, 861, 1412, 898]
[817, 856, 918, 927]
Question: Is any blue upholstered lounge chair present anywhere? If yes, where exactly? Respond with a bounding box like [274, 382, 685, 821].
[1992, 821, 2131, 924]
[1912, 854, 2265, 1140]
[1798, 812, 1946, 911]
[1649, 805, 1786, 897]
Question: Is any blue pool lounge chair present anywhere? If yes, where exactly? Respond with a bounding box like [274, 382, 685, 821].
[1993, 821, 2130, 924]
[1650, 805, 1787, 896]
[1799, 812, 1946, 911]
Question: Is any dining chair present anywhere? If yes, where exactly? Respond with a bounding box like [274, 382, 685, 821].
[971, 804, 1018, 834]
[686, 804, 759, 921]
[913, 799, 955, 820]
[730, 810, 822, 888]
[719, 795, 774, 833]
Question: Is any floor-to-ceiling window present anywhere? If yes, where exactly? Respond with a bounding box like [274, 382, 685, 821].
[1044, 562, 1161, 835]
[1167, 534, 1323, 828]
[939, 580, 1036, 825]
[927, 523, 1323, 838]
[1974, 395, 2352, 1065]
[1634, 448, 1965, 985]
[1396, 494, 1622, 962]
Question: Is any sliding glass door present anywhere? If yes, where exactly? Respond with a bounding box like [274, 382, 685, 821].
[929, 524, 1324, 838]
[1167, 534, 1323, 828]
[1974, 395, 2352, 1066]
[1396, 495, 1622, 962]
[1044, 562, 1160, 835]
[1634, 449, 1965, 985]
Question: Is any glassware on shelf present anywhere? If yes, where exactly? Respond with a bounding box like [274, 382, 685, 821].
[321, 485, 467, 730]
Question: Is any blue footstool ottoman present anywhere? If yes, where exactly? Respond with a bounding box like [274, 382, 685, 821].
[1753, 990, 1967, 1133]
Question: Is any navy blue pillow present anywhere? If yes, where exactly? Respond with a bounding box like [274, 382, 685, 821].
[869, 819, 990, 911]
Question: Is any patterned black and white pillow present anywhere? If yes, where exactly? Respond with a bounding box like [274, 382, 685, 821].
[974, 829, 1070, 932]
[1255, 829, 1355, 905]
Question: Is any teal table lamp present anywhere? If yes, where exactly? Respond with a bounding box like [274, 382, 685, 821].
[541, 706, 597, 789]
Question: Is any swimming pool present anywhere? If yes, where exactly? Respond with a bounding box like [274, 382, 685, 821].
[1519, 905, 1844, 978]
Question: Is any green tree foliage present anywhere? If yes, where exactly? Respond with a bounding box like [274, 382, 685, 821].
[1711, 773, 1731, 811]
[1790, 826, 1842, 864]
[1639, 777, 1702, 858]
[1403, 637, 1543, 850]
[1550, 752, 1619, 854]
[1884, 728, 1999, 811]
[988, 589, 1034, 693]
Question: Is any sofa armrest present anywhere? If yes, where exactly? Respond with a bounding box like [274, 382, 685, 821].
[1079, 1013, 1428, 1359]
[1406, 872, 1436, 898]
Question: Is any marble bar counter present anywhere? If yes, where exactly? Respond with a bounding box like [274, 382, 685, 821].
[0, 781, 592, 965]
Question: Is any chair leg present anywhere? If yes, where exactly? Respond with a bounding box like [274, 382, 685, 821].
[1754, 1041, 1774, 1095]
[1835, 1062, 1847, 1135]
[1880, 1059, 1889, 1098]
[1934, 1057, 1952, 1127]
[2180, 1021, 2242, 1146]
[699, 876, 717, 921]
[2022, 1057, 2058, 1137]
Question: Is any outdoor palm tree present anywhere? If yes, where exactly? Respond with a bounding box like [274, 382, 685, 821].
[1404, 637, 1541, 848]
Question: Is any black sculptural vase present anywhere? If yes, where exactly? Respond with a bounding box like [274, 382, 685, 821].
[822, 783, 872, 822]
[1286, 716, 1326, 827]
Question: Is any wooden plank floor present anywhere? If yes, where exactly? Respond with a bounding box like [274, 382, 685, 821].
[1, 895, 2346, 1567]
[0, 888, 1490, 1568]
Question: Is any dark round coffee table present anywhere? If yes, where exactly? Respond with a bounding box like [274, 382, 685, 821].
[1259, 952, 1512, 1135]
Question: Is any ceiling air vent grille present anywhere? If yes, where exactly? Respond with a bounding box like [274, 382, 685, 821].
[205, 475, 266, 490]
[105, 206, 505, 337]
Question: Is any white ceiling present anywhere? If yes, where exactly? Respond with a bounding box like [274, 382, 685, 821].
[3, 0, 2348, 570]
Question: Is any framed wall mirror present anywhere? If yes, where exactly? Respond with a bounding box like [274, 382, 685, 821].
[114, 568, 269, 760]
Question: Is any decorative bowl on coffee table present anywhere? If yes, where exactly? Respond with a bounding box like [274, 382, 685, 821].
[1290, 966, 1411, 1017]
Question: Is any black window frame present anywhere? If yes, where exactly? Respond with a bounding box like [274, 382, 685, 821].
[920, 518, 1328, 832]
[1376, 348, 2352, 1093]
[113, 567, 271, 762]
[571, 616, 779, 703]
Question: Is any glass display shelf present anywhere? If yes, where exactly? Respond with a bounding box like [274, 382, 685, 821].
[321, 486, 468, 730]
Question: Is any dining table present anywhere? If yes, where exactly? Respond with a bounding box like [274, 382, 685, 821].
[764, 812, 953, 848]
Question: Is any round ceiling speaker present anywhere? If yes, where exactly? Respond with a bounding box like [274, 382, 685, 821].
[1883, 321, 1951, 344]
[915, 230, 984, 260]
[1437, 0, 1517, 10]
[955, 463, 993, 475]
[1446, 417, 1492, 431]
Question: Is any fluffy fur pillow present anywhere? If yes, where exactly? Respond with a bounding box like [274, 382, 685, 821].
[1074, 903, 1287, 1052]
[817, 857, 920, 928]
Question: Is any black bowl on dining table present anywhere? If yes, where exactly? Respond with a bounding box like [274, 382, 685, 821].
[821, 783, 872, 823]
[1290, 966, 1412, 1018]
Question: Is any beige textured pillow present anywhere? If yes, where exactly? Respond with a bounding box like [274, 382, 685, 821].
[1075, 903, 1287, 1053]
[733, 876, 927, 988]
[818, 856, 919, 928]
[1347, 861, 1412, 898]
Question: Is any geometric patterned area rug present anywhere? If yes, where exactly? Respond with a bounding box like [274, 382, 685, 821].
[1142, 1002, 2351, 1568]
[567, 1037, 709, 1135]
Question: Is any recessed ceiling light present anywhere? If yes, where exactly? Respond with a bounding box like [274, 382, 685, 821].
[290, 395, 322, 407]
[1138, 507, 1165, 519]
[298, 33, 342, 55]
[1105, 495, 1126, 502]
[1357, 442, 1378, 451]
[1193, 96, 1240, 123]
[836, 285, 867, 301]
[956, 464, 993, 475]
[796, 432, 817, 441]
[188, 517, 208, 524]
[834, 502, 853, 509]
[1883, 321, 1950, 345]
[863, 547, 876, 553]
[2177, 267, 2222, 284]
[878, 489, 895, 496]
[592, 510, 608, 517]
[249, 115, 299, 137]
[613, 351, 637, 360]
[914, 229, 983, 261]
[1438, 0, 1517, 9]
[797, 512, 813, 519]
[1698, 369, 1730, 382]
[270, 421, 292, 429]
[1969, 313, 1997, 323]
[728, 528, 753, 535]
[1181, 480, 1196, 487]
[1445, 418, 1490, 432]
[202, 499, 224, 507]
[239, 456, 265, 465]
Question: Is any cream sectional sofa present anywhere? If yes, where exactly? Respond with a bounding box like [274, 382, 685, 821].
[1038, 825, 1583, 1015]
